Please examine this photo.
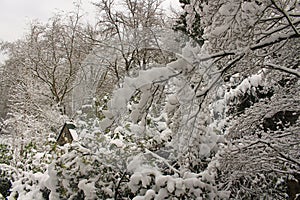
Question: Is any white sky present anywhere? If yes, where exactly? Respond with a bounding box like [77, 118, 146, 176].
[0, 0, 96, 42]
[0, 0, 181, 42]
[0, 0, 181, 63]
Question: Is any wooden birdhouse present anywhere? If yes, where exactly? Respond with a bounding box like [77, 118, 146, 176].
[57, 122, 78, 145]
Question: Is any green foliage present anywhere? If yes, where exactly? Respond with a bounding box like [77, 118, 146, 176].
[0, 144, 12, 165]
[94, 95, 110, 120]
[47, 143, 132, 199]
[21, 142, 37, 159]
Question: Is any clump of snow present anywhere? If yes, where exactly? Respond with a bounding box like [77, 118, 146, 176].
[78, 179, 96, 200]
[144, 189, 156, 199]
[167, 179, 175, 193]
[199, 143, 211, 158]
[110, 139, 124, 148]
[157, 188, 168, 199]
[128, 172, 143, 193]
[225, 71, 264, 101]
[155, 175, 168, 188]
[127, 154, 144, 173]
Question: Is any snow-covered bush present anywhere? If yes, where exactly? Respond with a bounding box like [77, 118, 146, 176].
[45, 142, 132, 199]
[126, 152, 230, 199]
[8, 171, 49, 200]
[2, 130, 58, 199]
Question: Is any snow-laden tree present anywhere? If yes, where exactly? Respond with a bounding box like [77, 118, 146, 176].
[32, 0, 300, 198]
[219, 71, 300, 199]
[176, 0, 300, 198]
[85, 0, 172, 96]
[0, 0, 299, 199]
[0, 6, 98, 200]
[0, 63, 9, 120]
[93, 0, 299, 198]
[173, 0, 204, 45]
[182, 0, 299, 77]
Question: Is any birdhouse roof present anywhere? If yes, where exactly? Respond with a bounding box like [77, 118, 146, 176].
[57, 122, 78, 142]
[69, 128, 78, 141]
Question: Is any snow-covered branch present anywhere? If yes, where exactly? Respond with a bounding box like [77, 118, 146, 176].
[196, 53, 245, 98]
[265, 62, 300, 78]
[144, 149, 180, 174]
[251, 32, 299, 51]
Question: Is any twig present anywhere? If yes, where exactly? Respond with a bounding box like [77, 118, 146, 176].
[114, 170, 128, 200]
[270, 0, 300, 36]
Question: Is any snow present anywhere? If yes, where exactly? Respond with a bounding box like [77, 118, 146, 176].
[156, 122, 167, 132]
[8, 172, 50, 200]
[129, 172, 143, 192]
[167, 179, 175, 193]
[161, 128, 172, 141]
[249, 74, 261, 87]
[78, 179, 96, 200]
[239, 79, 251, 93]
[99, 118, 114, 130]
[33, 152, 44, 160]
[155, 175, 168, 187]
[219, 3, 238, 16]
[167, 94, 179, 105]
[108, 66, 176, 119]
[110, 139, 125, 148]
[212, 24, 229, 36]
[127, 154, 143, 172]
[167, 57, 190, 72]
[218, 191, 231, 198]
[199, 143, 211, 158]
[144, 189, 155, 199]
[225, 71, 264, 101]
[69, 129, 78, 141]
[201, 171, 215, 184]
[102, 110, 114, 119]
[157, 188, 168, 199]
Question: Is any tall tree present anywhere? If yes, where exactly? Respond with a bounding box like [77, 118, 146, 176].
[88, 0, 170, 94]
[24, 13, 93, 113]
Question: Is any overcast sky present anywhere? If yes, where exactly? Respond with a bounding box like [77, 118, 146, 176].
[0, 0, 95, 42]
[0, 0, 180, 42]
[0, 0, 180, 62]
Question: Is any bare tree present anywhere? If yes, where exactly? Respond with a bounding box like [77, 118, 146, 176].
[24, 13, 94, 113]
